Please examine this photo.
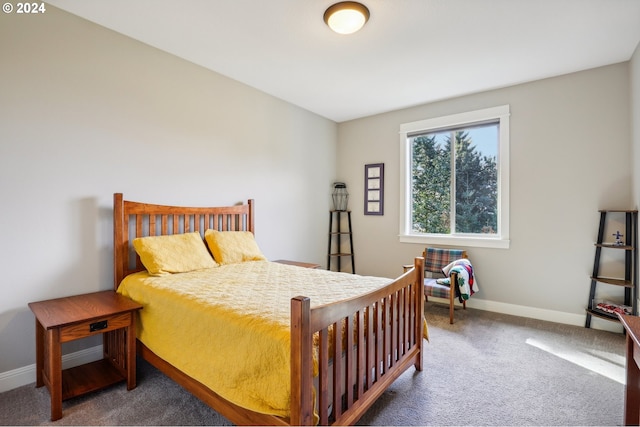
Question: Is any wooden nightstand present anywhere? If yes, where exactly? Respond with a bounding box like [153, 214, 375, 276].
[273, 259, 322, 269]
[28, 290, 142, 421]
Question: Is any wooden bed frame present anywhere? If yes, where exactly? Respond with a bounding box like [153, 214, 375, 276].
[112, 193, 425, 426]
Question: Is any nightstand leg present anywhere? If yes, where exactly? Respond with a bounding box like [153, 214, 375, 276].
[47, 328, 62, 421]
[34, 320, 44, 388]
[126, 321, 136, 390]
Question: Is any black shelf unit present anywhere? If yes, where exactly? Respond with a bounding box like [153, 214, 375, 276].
[585, 210, 638, 327]
[327, 210, 355, 273]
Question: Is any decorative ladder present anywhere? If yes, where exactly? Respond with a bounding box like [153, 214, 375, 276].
[327, 210, 355, 273]
[585, 209, 638, 328]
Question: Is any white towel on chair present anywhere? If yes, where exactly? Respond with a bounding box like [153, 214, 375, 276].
[442, 259, 479, 300]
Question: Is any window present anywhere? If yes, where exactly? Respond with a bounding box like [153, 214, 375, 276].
[399, 105, 510, 249]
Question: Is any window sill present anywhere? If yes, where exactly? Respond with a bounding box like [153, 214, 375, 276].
[399, 234, 510, 249]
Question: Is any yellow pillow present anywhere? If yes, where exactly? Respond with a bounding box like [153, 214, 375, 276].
[133, 232, 217, 276]
[204, 230, 267, 265]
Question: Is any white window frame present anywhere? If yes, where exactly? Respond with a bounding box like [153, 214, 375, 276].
[399, 105, 510, 249]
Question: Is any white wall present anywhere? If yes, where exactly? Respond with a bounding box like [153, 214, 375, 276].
[338, 63, 632, 330]
[0, 7, 337, 374]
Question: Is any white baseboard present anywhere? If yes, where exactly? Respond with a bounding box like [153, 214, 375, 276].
[0, 345, 103, 393]
[0, 298, 624, 393]
[430, 297, 624, 333]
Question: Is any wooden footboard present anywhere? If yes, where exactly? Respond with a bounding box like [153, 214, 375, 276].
[113, 193, 425, 425]
[291, 257, 425, 425]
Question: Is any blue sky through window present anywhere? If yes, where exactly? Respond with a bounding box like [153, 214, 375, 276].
[467, 125, 498, 158]
[429, 124, 498, 158]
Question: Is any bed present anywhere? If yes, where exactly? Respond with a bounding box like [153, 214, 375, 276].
[112, 193, 425, 425]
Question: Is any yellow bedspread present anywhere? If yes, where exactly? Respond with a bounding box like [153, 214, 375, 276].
[116, 261, 397, 418]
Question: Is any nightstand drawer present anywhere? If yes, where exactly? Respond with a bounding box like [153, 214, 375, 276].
[60, 312, 131, 343]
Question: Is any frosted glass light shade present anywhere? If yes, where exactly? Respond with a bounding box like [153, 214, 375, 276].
[324, 2, 370, 35]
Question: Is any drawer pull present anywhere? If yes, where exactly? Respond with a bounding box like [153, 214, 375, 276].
[90, 320, 108, 332]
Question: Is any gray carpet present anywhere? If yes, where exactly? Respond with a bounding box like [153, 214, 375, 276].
[0, 304, 626, 425]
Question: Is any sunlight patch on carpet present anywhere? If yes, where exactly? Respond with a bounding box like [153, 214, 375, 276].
[525, 337, 625, 384]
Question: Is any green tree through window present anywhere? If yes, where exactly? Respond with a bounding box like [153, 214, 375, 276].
[410, 124, 498, 235]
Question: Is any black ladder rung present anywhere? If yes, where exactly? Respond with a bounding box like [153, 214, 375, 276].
[595, 243, 634, 250]
[590, 276, 633, 287]
[585, 308, 622, 322]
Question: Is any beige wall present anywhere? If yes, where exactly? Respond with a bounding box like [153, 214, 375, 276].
[0, 7, 337, 375]
[338, 63, 632, 328]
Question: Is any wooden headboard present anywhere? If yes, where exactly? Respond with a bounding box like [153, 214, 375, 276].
[113, 193, 254, 290]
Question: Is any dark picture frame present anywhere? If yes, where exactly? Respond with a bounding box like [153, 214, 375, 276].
[364, 163, 384, 215]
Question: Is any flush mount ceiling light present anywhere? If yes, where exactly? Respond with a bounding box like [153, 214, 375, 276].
[324, 2, 370, 35]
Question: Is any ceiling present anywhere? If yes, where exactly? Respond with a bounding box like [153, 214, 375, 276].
[47, 0, 640, 123]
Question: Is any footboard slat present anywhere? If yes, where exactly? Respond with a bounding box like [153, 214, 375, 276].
[345, 313, 354, 408]
[332, 319, 343, 421]
[356, 309, 365, 399]
[291, 257, 424, 425]
[409, 283, 416, 347]
[376, 300, 384, 379]
[398, 291, 404, 362]
[366, 304, 375, 388]
[318, 328, 329, 426]
[390, 292, 398, 367]
[383, 295, 390, 375]
[404, 286, 410, 355]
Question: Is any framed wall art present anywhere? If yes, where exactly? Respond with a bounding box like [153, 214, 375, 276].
[364, 163, 384, 215]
